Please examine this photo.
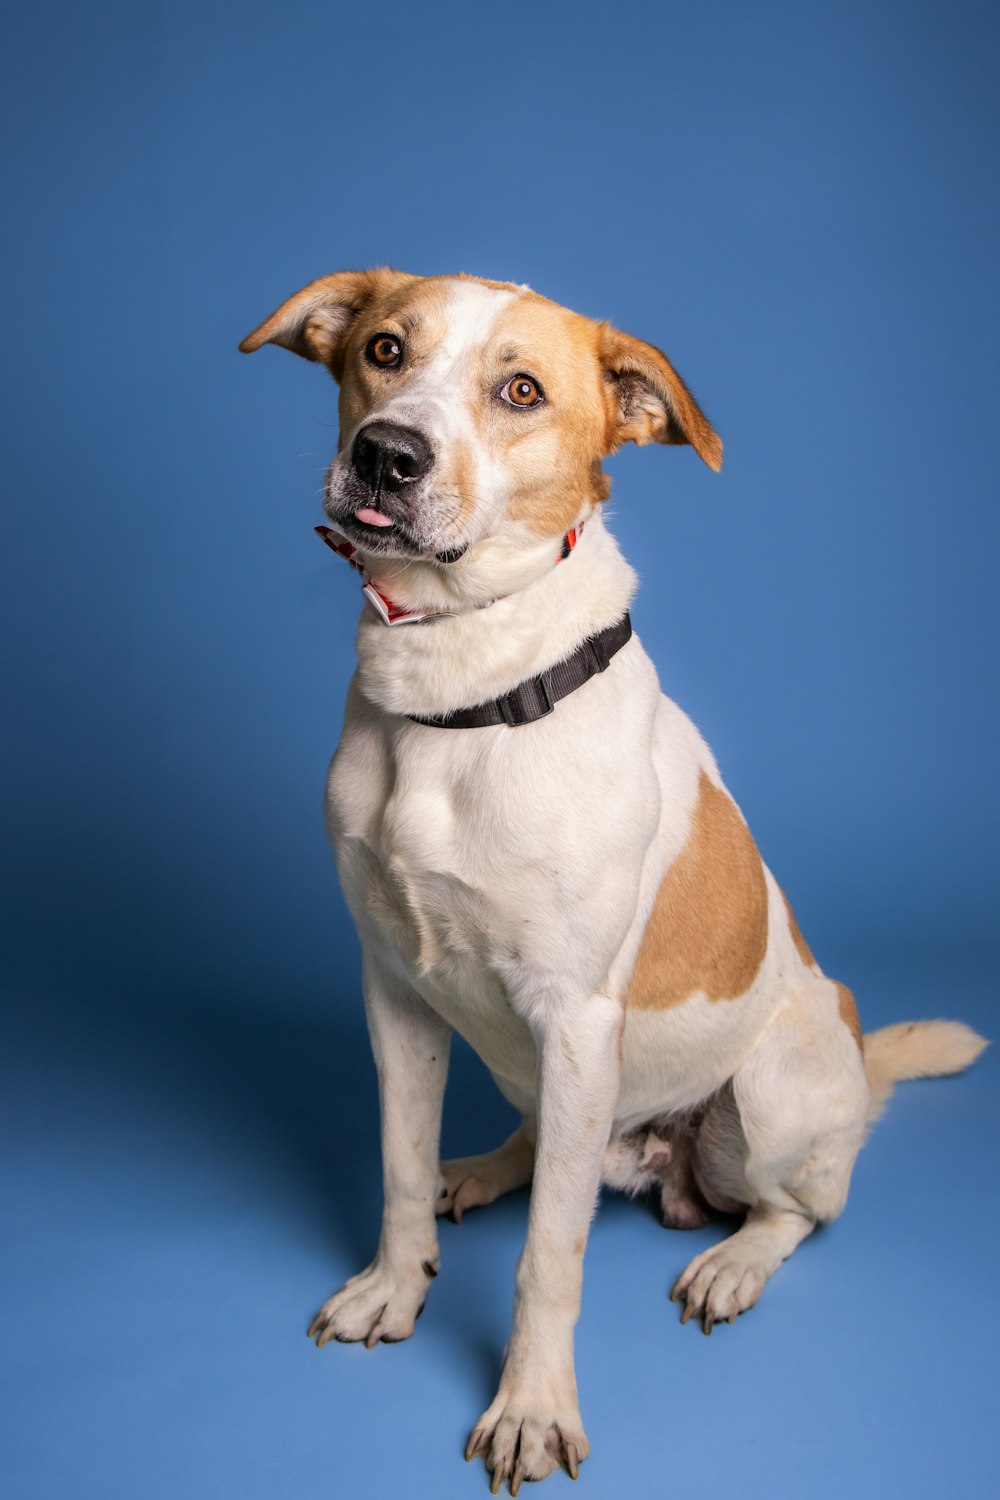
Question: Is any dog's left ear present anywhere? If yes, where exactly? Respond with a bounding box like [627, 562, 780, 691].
[600, 325, 723, 471]
[239, 268, 412, 378]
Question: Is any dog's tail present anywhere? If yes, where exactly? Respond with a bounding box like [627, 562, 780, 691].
[863, 1020, 988, 1125]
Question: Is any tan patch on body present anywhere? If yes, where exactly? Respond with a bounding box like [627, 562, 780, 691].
[834, 981, 863, 1052]
[629, 773, 769, 1010]
[781, 888, 816, 967]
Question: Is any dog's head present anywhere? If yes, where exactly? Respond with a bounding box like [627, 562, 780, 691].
[241, 270, 721, 594]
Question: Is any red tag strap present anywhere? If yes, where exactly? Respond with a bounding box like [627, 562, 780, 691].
[315, 525, 365, 573]
[315, 526, 441, 624]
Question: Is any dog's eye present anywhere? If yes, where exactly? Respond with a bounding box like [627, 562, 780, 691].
[501, 375, 543, 408]
[367, 334, 403, 368]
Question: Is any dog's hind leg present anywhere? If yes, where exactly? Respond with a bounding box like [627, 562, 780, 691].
[671, 979, 869, 1333]
[437, 1122, 535, 1222]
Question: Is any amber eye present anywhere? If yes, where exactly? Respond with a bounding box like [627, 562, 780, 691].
[502, 374, 543, 408]
[366, 333, 403, 368]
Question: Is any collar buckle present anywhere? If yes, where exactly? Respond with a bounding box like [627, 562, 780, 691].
[498, 673, 554, 726]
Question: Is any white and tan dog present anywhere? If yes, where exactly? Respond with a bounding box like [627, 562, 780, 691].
[241, 270, 986, 1495]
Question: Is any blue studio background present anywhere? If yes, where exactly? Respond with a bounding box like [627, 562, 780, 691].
[2, 2, 998, 1497]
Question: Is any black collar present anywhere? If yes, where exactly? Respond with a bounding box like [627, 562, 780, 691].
[407, 613, 632, 729]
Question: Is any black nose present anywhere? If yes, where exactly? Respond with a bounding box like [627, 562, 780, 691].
[351, 422, 434, 493]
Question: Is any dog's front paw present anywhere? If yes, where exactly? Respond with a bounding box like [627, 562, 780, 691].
[307, 1257, 437, 1349]
[466, 1384, 589, 1496]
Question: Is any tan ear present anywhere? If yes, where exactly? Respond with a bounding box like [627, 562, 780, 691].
[600, 325, 722, 471]
[238, 267, 412, 375]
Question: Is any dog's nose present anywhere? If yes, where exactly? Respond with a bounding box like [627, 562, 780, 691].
[352, 422, 434, 493]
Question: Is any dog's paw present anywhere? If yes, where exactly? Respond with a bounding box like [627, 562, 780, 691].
[466, 1385, 589, 1496]
[436, 1137, 533, 1223]
[436, 1162, 503, 1223]
[670, 1239, 767, 1334]
[307, 1257, 437, 1349]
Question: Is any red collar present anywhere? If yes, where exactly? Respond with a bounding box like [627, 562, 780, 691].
[314, 522, 585, 626]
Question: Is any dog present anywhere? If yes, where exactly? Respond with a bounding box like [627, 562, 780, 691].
[240, 270, 986, 1495]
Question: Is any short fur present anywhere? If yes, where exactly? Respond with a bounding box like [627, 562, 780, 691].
[241, 270, 987, 1496]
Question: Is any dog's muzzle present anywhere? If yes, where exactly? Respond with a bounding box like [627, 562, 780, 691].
[351, 421, 434, 494]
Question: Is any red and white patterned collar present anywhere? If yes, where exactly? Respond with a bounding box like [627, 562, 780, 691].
[314, 521, 585, 626]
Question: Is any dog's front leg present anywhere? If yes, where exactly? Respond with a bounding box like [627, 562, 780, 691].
[308, 949, 451, 1349]
[468, 990, 622, 1495]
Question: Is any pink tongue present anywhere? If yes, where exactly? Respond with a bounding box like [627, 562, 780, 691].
[355, 506, 394, 528]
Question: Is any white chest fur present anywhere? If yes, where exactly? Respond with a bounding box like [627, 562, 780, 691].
[323, 516, 791, 1123]
[326, 644, 663, 1092]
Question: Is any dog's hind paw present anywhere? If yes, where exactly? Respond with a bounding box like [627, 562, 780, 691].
[671, 1239, 766, 1334]
[436, 1131, 534, 1223]
[671, 1208, 816, 1333]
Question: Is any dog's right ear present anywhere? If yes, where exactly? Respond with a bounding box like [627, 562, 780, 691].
[239, 268, 412, 378]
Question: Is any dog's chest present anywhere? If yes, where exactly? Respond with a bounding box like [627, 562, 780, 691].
[325, 706, 565, 1049]
[324, 676, 659, 1061]
[343, 775, 508, 978]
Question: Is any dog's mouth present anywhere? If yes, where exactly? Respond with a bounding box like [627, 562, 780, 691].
[353, 504, 395, 531]
[332, 502, 421, 552]
[331, 504, 468, 565]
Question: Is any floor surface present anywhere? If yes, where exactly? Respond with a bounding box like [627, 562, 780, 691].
[4, 951, 997, 1499]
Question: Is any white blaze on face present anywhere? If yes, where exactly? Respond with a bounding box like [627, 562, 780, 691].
[361, 279, 518, 547]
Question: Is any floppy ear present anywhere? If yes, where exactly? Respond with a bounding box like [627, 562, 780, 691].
[600, 324, 723, 471]
[238, 267, 412, 377]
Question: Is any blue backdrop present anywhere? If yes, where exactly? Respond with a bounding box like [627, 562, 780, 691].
[2, 2, 998, 1497]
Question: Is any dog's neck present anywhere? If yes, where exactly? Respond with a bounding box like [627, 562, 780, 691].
[352, 511, 638, 720]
